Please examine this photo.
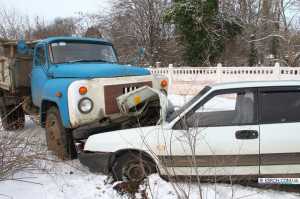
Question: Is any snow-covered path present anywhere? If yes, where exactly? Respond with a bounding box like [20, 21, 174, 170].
[0, 95, 300, 199]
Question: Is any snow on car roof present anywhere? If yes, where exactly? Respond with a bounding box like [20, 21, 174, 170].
[211, 80, 300, 90]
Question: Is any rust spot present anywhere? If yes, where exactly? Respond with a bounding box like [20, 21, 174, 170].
[104, 82, 152, 114]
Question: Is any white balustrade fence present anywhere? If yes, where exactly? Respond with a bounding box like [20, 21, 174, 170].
[149, 63, 300, 95]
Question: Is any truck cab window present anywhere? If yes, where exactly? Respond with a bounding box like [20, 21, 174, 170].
[35, 46, 46, 66]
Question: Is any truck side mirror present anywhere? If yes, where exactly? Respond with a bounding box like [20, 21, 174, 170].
[131, 47, 145, 66]
[17, 40, 32, 55]
[138, 47, 145, 58]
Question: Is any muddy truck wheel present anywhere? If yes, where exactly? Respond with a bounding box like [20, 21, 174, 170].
[45, 106, 76, 160]
[1, 106, 25, 131]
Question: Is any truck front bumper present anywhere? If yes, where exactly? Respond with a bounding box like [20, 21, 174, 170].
[79, 152, 112, 174]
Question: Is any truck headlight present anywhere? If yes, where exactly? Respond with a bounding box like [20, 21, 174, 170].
[78, 98, 93, 114]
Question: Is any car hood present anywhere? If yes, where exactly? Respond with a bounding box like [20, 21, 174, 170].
[84, 126, 162, 152]
[48, 63, 150, 78]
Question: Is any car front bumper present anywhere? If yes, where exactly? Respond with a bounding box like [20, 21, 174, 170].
[79, 152, 112, 174]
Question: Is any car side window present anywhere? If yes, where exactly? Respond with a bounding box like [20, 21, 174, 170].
[181, 90, 256, 128]
[260, 90, 300, 124]
[35, 46, 46, 66]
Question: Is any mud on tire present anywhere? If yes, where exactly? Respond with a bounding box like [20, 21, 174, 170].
[45, 106, 76, 160]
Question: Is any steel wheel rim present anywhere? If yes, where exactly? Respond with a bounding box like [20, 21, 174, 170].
[123, 160, 151, 182]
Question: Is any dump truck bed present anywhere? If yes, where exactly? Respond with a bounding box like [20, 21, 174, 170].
[0, 40, 37, 94]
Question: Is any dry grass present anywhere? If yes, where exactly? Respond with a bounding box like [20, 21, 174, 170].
[0, 120, 47, 182]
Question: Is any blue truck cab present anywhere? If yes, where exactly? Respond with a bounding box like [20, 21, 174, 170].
[0, 37, 167, 159]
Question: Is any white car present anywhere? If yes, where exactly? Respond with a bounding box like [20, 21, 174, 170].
[79, 80, 300, 182]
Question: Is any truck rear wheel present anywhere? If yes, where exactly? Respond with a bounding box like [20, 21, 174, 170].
[45, 106, 76, 160]
[1, 106, 25, 131]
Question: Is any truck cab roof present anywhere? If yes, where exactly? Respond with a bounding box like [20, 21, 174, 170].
[0, 36, 111, 47]
[38, 36, 112, 45]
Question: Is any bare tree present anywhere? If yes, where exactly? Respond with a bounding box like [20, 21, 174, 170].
[0, 7, 31, 40]
[218, 0, 300, 66]
[31, 17, 77, 39]
[107, 0, 182, 66]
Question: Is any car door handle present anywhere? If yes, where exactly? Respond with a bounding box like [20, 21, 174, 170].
[235, 130, 258, 140]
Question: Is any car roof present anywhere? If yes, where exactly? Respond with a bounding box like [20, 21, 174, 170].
[211, 80, 300, 90]
[38, 36, 112, 45]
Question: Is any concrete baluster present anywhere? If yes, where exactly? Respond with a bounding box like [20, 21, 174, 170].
[168, 64, 174, 88]
[217, 63, 222, 83]
[275, 62, 281, 80]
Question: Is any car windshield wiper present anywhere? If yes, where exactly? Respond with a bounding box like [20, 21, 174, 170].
[66, 59, 114, 63]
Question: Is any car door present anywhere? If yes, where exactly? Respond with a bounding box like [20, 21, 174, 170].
[259, 86, 300, 176]
[31, 44, 49, 107]
[159, 88, 260, 177]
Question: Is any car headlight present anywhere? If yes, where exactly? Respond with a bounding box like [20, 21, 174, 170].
[78, 98, 93, 114]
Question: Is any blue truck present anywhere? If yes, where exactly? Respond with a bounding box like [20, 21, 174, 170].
[0, 37, 168, 159]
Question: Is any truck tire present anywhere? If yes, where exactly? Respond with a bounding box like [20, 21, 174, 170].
[45, 106, 76, 160]
[1, 106, 25, 131]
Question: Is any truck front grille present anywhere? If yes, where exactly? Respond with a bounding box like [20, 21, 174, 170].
[104, 81, 152, 114]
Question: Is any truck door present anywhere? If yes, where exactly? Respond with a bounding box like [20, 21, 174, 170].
[259, 86, 300, 175]
[31, 44, 48, 107]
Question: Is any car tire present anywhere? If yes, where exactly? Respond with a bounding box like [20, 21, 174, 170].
[1, 106, 25, 131]
[112, 152, 156, 182]
[45, 106, 76, 160]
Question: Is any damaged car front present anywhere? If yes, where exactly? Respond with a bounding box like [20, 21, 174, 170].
[76, 86, 211, 179]
[75, 86, 172, 174]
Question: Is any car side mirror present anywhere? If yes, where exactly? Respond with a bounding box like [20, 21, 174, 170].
[173, 117, 190, 130]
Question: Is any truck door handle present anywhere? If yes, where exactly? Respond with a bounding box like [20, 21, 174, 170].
[235, 130, 258, 140]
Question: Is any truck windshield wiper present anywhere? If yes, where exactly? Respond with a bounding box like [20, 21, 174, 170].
[66, 59, 113, 63]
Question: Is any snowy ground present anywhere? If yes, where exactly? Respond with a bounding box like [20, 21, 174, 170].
[0, 95, 300, 199]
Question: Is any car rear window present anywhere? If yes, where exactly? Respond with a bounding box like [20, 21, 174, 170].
[260, 90, 300, 124]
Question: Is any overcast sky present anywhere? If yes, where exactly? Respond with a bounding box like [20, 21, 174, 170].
[0, 0, 112, 21]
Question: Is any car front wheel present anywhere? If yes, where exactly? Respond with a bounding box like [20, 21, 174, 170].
[112, 152, 156, 182]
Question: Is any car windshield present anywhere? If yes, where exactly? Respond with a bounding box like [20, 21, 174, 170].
[50, 41, 118, 64]
[166, 86, 211, 122]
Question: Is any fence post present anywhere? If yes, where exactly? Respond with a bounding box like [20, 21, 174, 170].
[275, 62, 281, 80]
[168, 64, 174, 88]
[217, 63, 222, 82]
[155, 62, 161, 68]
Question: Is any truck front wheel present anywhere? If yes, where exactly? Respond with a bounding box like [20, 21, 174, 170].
[45, 106, 76, 160]
[1, 106, 25, 131]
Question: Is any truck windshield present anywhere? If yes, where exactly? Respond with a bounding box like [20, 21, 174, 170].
[50, 42, 118, 64]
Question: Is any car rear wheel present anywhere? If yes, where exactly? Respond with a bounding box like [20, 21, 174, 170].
[45, 106, 76, 160]
[112, 152, 156, 182]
